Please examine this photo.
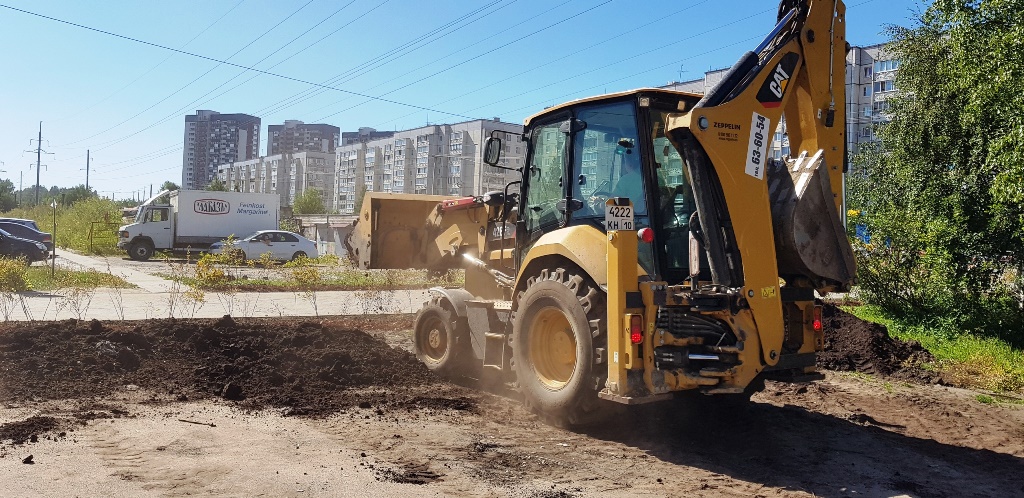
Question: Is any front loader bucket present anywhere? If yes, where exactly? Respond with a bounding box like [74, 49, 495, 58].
[767, 150, 856, 291]
[345, 193, 452, 270]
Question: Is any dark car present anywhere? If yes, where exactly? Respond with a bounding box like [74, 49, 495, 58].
[0, 228, 49, 264]
[0, 222, 53, 251]
[0, 218, 41, 231]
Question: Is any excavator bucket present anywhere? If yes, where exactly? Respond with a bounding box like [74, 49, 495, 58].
[345, 193, 452, 270]
[767, 150, 857, 291]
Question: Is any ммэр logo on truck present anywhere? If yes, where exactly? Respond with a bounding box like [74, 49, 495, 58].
[194, 199, 230, 215]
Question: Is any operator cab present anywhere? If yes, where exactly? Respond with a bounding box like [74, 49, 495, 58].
[487, 89, 708, 285]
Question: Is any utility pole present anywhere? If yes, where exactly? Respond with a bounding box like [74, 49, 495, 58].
[34, 122, 42, 205]
[85, 149, 90, 190]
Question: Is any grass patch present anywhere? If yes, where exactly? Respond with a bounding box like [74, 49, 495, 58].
[846, 305, 1024, 394]
[6, 198, 126, 255]
[25, 265, 134, 291]
[174, 267, 462, 292]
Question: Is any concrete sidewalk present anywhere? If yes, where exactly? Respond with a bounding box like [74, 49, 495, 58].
[12, 251, 430, 321]
[54, 250, 178, 293]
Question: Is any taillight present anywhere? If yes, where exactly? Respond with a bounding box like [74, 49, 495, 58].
[637, 227, 654, 243]
[812, 305, 822, 332]
[43, 235, 51, 242]
[120, 231, 129, 238]
[629, 314, 644, 344]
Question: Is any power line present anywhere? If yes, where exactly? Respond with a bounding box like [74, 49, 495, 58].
[58, 0, 317, 148]
[0, 3, 475, 120]
[83, 0, 364, 155]
[313, 0, 584, 122]
[255, 0, 511, 119]
[49, 0, 247, 133]
[372, 0, 711, 128]
[458, 6, 772, 120]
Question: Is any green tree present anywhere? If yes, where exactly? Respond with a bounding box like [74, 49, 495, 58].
[850, 0, 1024, 341]
[0, 179, 16, 212]
[60, 185, 97, 205]
[205, 178, 228, 191]
[292, 189, 326, 215]
[160, 181, 179, 192]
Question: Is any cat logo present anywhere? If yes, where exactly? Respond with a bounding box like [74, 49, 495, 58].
[756, 52, 800, 108]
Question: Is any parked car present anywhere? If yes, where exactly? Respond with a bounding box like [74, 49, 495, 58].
[0, 218, 40, 231]
[0, 228, 49, 264]
[0, 222, 53, 252]
[209, 230, 317, 262]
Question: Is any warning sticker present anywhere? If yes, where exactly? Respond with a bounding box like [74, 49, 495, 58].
[745, 112, 771, 180]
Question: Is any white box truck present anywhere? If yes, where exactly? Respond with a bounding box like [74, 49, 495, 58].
[118, 190, 280, 260]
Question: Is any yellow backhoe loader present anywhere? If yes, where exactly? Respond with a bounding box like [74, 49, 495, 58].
[347, 0, 856, 425]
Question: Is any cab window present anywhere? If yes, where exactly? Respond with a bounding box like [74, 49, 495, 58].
[524, 121, 567, 234]
[650, 108, 703, 278]
[572, 101, 647, 217]
[147, 208, 169, 223]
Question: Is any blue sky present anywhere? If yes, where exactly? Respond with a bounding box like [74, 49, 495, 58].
[0, 0, 925, 200]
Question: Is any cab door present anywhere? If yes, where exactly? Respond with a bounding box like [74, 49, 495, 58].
[518, 117, 569, 267]
[148, 207, 173, 249]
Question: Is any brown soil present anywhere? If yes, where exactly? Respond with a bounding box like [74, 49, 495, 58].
[0, 313, 459, 420]
[818, 303, 942, 384]
[1, 312, 1022, 496]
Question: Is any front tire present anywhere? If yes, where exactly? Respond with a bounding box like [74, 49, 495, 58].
[414, 298, 471, 376]
[128, 241, 154, 261]
[512, 268, 606, 427]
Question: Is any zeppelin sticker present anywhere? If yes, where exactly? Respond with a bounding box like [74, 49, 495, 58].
[745, 112, 770, 180]
[194, 199, 230, 215]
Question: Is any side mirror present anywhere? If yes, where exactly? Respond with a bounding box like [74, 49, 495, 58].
[484, 137, 502, 166]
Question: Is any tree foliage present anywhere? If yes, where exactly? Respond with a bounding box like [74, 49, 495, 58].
[850, 0, 1023, 341]
[160, 181, 179, 192]
[205, 178, 228, 191]
[292, 189, 326, 215]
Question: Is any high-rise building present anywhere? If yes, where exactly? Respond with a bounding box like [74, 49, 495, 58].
[661, 42, 898, 171]
[333, 119, 525, 214]
[340, 127, 395, 146]
[215, 151, 336, 208]
[182, 110, 260, 190]
[845, 43, 899, 166]
[267, 120, 341, 155]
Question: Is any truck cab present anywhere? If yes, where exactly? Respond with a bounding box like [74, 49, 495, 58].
[118, 191, 174, 261]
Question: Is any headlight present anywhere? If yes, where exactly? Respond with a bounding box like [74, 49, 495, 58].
[35, 243, 46, 250]
[119, 230, 129, 238]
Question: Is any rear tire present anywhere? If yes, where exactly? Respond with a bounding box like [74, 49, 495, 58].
[291, 251, 307, 261]
[128, 241, 154, 261]
[413, 298, 471, 376]
[512, 268, 607, 427]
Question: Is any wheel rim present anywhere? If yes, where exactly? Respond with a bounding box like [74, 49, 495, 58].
[419, 315, 448, 362]
[528, 305, 577, 390]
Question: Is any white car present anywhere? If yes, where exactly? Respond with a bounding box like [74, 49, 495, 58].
[209, 230, 317, 262]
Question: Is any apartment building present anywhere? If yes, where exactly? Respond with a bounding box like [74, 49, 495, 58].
[267, 120, 340, 155]
[662, 42, 898, 170]
[182, 110, 260, 190]
[333, 119, 525, 214]
[340, 127, 395, 146]
[215, 151, 336, 208]
[846, 43, 899, 163]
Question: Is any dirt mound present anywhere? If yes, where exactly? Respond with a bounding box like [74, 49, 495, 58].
[0, 314, 458, 417]
[0, 416, 60, 445]
[818, 303, 941, 384]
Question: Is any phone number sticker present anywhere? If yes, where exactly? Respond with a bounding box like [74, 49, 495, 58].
[745, 112, 770, 180]
[604, 203, 634, 231]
